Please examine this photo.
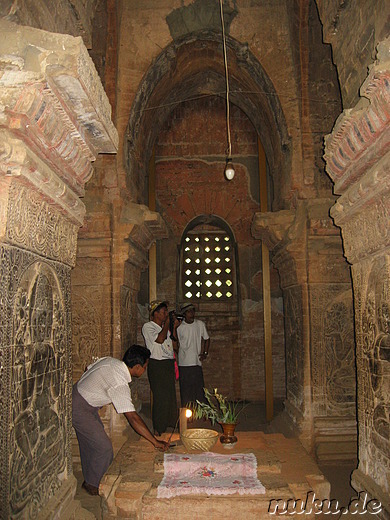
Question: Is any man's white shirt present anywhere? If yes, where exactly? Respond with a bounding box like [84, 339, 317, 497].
[142, 321, 174, 360]
[77, 357, 135, 413]
[177, 319, 209, 366]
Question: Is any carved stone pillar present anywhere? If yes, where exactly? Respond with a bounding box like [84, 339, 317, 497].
[0, 20, 117, 519]
[121, 203, 168, 348]
[252, 199, 356, 460]
[118, 203, 168, 413]
[324, 37, 390, 516]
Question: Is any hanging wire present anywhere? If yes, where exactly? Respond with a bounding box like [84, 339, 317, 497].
[133, 90, 340, 116]
[219, 0, 232, 159]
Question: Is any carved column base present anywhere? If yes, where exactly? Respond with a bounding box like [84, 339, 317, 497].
[351, 469, 390, 520]
[314, 417, 357, 464]
[36, 475, 95, 520]
[284, 399, 314, 454]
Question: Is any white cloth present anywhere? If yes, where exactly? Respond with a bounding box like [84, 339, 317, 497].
[142, 321, 174, 360]
[177, 319, 209, 367]
[77, 357, 135, 414]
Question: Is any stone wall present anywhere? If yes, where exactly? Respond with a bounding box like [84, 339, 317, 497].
[0, 0, 96, 48]
[316, 0, 390, 108]
[252, 198, 356, 458]
[115, 0, 350, 455]
[324, 37, 390, 515]
[152, 95, 285, 400]
[0, 19, 117, 519]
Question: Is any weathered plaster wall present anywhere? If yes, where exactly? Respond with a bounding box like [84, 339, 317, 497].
[118, 0, 340, 206]
[0, 0, 96, 48]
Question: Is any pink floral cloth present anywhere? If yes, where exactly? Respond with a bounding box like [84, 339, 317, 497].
[157, 452, 266, 498]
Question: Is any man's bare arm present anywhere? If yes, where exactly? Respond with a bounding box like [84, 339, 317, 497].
[124, 411, 169, 450]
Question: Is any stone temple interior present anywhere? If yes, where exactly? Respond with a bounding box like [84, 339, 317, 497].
[0, 1, 389, 518]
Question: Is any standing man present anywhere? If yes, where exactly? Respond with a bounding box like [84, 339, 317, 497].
[72, 344, 168, 496]
[142, 300, 180, 436]
[177, 302, 210, 407]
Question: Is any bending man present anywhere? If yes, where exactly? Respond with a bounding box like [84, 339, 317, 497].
[72, 344, 168, 496]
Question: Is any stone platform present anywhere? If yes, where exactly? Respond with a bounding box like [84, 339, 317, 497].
[99, 431, 330, 519]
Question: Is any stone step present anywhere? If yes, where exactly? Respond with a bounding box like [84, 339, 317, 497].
[141, 493, 285, 520]
[100, 432, 330, 519]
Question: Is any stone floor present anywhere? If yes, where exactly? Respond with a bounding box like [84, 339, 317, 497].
[73, 402, 367, 519]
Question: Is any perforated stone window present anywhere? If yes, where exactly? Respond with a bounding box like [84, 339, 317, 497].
[182, 230, 235, 301]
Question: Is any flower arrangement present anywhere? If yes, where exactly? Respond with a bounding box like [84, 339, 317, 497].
[189, 388, 247, 425]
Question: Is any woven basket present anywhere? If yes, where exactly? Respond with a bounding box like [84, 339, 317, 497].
[180, 428, 219, 451]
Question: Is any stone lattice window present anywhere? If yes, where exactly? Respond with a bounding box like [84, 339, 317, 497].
[182, 230, 235, 301]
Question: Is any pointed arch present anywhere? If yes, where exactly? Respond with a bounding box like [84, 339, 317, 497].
[125, 31, 291, 208]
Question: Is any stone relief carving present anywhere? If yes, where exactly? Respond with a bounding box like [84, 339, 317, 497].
[6, 183, 78, 267]
[357, 256, 390, 490]
[310, 288, 355, 417]
[324, 299, 356, 413]
[0, 296, 11, 517]
[8, 256, 69, 518]
[71, 291, 101, 378]
[284, 286, 304, 411]
[339, 194, 390, 265]
[120, 285, 142, 409]
[121, 285, 133, 347]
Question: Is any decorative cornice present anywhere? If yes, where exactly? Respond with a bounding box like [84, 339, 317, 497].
[0, 19, 118, 225]
[0, 131, 86, 225]
[4, 84, 94, 196]
[122, 204, 168, 269]
[324, 39, 390, 195]
[251, 209, 295, 250]
[330, 153, 390, 225]
[324, 38, 390, 265]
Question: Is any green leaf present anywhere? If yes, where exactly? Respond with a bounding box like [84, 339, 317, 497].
[187, 388, 247, 425]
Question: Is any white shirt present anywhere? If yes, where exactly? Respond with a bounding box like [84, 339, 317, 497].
[142, 321, 174, 360]
[77, 357, 135, 414]
[177, 319, 209, 367]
